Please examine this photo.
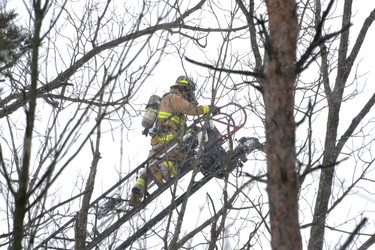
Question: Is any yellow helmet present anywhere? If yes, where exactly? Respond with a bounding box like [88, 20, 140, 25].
[170, 76, 196, 102]
[170, 76, 196, 90]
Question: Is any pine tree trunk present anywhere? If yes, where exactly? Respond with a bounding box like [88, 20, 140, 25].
[263, 0, 302, 249]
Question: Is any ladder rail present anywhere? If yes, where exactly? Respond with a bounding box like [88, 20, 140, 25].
[115, 173, 214, 250]
[84, 158, 198, 249]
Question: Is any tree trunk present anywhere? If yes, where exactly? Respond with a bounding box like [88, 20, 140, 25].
[75, 101, 103, 249]
[308, 1, 375, 249]
[12, 3, 43, 249]
[263, 0, 302, 249]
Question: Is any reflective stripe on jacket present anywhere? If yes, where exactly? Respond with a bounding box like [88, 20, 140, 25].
[157, 111, 186, 127]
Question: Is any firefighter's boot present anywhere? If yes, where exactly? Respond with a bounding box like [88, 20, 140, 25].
[129, 188, 143, 206]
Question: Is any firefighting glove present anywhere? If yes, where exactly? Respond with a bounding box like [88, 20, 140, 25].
[210, 105, 221, 115]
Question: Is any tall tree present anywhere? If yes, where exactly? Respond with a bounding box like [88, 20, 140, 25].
[11, 1, 43, 248]
[308, 1, 375, 249]
[262, 0, 302, 249]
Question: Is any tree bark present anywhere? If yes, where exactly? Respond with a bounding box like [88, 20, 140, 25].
[263, 0, 302, 249]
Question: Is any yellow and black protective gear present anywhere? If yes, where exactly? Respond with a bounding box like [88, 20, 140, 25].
[135, 177, 146, 189]
[157, 111, 186, 127]
[163, 161, 177, 177]
[157, 160, 177, 181]
[170, 76, 196, 90]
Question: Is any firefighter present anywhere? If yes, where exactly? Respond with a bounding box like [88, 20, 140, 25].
[129, 75, 220, 206]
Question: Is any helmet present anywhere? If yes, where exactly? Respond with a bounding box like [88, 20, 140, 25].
[170, 76, 196, 102]
[170, 76, 196, 91]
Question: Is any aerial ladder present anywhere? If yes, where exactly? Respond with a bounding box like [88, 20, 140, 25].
[33, 103, 264, 250]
